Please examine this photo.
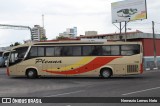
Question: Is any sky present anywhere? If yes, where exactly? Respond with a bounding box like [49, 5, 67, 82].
[0, 0, 160, 47]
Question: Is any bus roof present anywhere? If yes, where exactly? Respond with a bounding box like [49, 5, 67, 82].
[33, 41, 142, 45]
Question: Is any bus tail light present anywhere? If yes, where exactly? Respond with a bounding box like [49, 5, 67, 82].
[140, 63, 143, 74]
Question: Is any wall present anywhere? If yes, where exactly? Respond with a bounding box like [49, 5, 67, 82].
[142, 39, 160, 69]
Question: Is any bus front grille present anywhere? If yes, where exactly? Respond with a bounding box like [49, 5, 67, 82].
[127, 65, 138, 73]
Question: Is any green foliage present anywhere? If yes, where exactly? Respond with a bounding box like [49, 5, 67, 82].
[56, 36, 69, 40]
[41, 36, 48, 41]
[10, 42, 21, 47]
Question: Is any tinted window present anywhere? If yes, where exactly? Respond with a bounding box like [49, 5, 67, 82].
[73, 46, 81, 56]
[121, 45, 140, 56]
[30, 47, 37, 57]
[92, 46, 102, 56]
[102, 46, 111, 55]
[29, 47, 44, 57]
[38, 47, 44, 56]
[16, 47, 28, 59]
[0, 52, 3, 56]
[61, 46, 72, 56]
[9, 47, 28, 65]
[55, 47, 62, 56]
[111, 46, 120, 55]
[46, 47, 55, 56]
[82, 46, 93, 56]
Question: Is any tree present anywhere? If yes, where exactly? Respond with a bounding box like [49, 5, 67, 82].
[56, 36, 69, 40]
[10, 42, 21, 47]
[41, 36, 48, 41]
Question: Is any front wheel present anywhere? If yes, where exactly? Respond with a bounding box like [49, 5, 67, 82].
[100, 68, 112, 78]
[26, 69, 38, 79]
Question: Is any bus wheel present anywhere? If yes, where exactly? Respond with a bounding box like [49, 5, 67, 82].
[100, 68, 112, 78]
[26, 69, 38, 79]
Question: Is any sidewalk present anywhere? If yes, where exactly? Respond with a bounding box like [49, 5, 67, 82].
[144, 68, 160, 73]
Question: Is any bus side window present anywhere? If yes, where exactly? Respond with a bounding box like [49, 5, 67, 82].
[29, 47, 38, 57]
[55, 47, 62, 56]
[46, 47, 55, 56]
[121, 45, 140, 56]
[92, 46, 102, 56]
[72, 46, 81, 56]
[111, 46, 120, 55]
[102, 46, 111, 56]
[38, 47, 44, 56]
[61, 47, 72, 56]
[82, 46, 93, 56]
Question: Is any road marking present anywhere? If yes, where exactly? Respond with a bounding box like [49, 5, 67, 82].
[122, 87, 160, 96]
[44, 90, 85, 97]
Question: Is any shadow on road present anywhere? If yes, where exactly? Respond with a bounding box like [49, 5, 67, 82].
[10, 75, 144, 80]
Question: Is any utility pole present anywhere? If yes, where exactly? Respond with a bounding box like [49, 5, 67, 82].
[124, 21, 127, 42]
[152, 21, 157, 69]
[119, 22, 122, 40]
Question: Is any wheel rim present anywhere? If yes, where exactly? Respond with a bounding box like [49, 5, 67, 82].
[28, 71, 34, 77]
[102, 70, 110, 78]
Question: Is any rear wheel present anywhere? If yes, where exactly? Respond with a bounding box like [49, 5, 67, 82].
[100, 68, 112, 78]
[26, 69, 38, 79]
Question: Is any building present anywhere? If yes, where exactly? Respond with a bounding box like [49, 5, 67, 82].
[31, 25, 46, 41]
[59, 27, 77, 38]
[79, 31, 160, 70]
[85, 31, 98, 36]
[0, 47, 11, 51]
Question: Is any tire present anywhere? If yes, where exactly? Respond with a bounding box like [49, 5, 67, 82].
[100, 68, 112, 78]
[26, 69, 38, 79]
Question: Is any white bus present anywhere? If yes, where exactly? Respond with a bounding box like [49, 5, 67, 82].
[7, 41, 143, 78]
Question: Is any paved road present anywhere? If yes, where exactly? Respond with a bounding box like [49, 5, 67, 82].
[0, 68, 160, 106]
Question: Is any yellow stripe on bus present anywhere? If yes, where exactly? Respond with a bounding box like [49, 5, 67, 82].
[47, 57, 94, 71]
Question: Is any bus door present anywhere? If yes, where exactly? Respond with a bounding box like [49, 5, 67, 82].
[9, 47, 28, 75]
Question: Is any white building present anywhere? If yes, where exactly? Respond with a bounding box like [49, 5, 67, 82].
[85, 31, 98, 36]
[59, 27, 77, 38]
[31, 25, 46, 41]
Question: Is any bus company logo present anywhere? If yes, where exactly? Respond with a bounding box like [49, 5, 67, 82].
[35, 59, 62, 64]
[2, 98, 11, 103]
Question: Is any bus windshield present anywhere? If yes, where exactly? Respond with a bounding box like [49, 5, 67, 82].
[9, 47, 28, 66]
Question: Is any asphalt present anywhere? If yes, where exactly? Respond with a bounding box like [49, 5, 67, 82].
[0, 68, 160, 106]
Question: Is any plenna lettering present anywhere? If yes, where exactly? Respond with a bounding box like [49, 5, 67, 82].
[35, 59, 62, 64]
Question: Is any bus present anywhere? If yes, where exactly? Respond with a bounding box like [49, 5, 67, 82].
[6, 41, 143, 78]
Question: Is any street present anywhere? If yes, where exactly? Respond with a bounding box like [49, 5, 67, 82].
[0, 68, 160, 106]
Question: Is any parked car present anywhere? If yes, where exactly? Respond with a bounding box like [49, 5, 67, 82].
[0, 51, 9, 67]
